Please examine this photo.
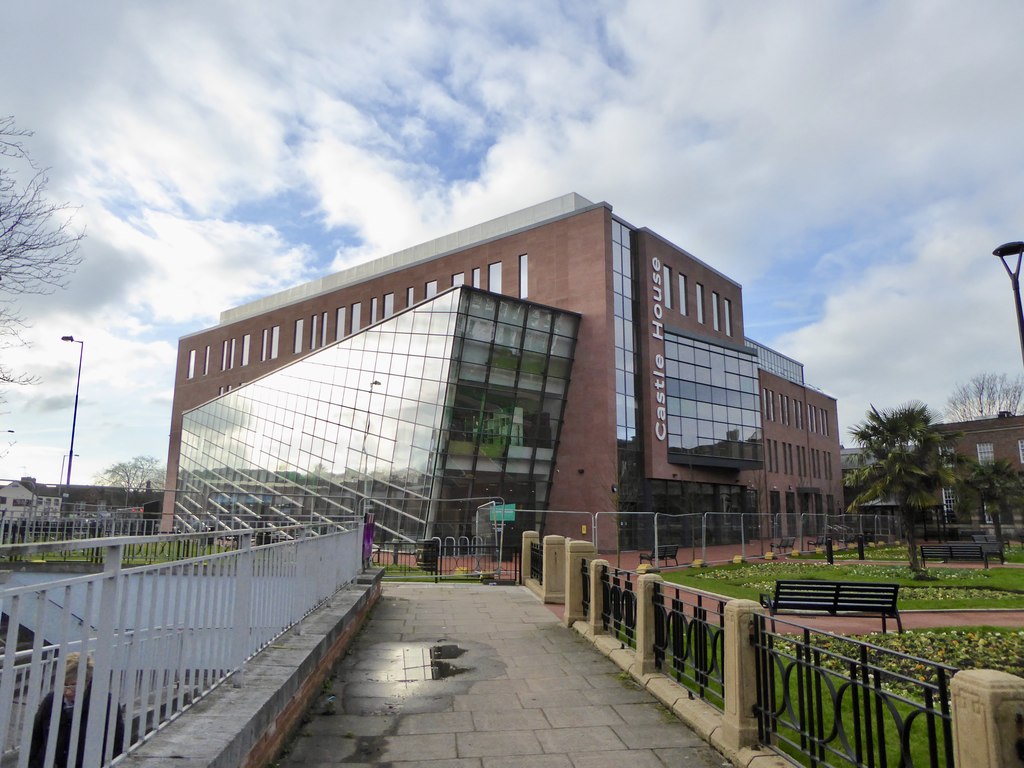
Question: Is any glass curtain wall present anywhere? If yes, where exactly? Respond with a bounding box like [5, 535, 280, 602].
[176, 287, 579, 543]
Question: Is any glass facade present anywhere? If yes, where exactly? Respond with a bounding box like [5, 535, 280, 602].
[176, 287, 579, 543]
[744, 338, 804, 385]
[664, 333, 763, 467]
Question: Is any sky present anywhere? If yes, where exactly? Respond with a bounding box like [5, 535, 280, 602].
[2, 1, 1024, 486]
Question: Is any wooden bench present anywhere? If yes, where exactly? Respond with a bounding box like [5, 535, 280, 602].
[970, 534, 1007, 560]
[639, 544, 679, 566]
[760, 579, 903, 633]
[920, 543, 1002, 567]
[770, 536, 795, 554]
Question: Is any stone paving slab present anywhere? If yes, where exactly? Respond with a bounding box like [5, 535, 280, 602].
[275, 583, 729, 767]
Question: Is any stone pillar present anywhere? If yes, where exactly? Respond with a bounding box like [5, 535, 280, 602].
[719, 599, 761, 751]
[564, 539, 597, 627]
[951, 669, 1024, 768]
[541, 535, 566, 603]
[522, 530, 539, 586]
[589, 559, 610, 635]
[632, 573, 664, 676]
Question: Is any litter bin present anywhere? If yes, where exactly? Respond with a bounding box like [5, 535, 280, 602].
[416, 539, 439, 573]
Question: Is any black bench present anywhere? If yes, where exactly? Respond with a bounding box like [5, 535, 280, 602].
[770, 536, 796, 554]
[760, 579, 903, 633]
[639, 544, 679, 566]
[920, 543, 1002, 567]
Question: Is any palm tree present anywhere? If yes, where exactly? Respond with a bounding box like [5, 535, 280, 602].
[958, 458, 1023, 544]
[845, 402, 962, 574]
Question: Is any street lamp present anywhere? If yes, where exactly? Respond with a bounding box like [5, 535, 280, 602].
[61, 335, 84, 485]
[993, 241, 1024, 370]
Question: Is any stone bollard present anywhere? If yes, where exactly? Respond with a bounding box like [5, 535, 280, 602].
[951, 669, 1024, 768]
[541, 534, 566, 603]
[588, 559, 610, 635]
[632, 573, 664, 676]
[564, 539, 597, 627]
[718, 599, 761, 752]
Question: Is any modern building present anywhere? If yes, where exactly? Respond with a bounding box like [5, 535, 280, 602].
[166, 194, 842, 549]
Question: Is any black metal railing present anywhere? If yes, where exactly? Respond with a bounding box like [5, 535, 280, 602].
[599, 565, 636, 648]
[753, 614, 956, 768]
[371, 541, 521, 582]
[651, 582, 726, 710]
[530, 540, 543, 583]
[581, 558, 590, 619]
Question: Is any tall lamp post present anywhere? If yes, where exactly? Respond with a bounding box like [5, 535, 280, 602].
[61, 336, 84, 485]
[993, 241, 1024, 370]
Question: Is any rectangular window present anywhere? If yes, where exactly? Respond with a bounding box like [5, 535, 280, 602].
[241, 334, 250, 366]
[1019, 439, 1024, 463]
[310, 314, 319, 349]
[321, 312, 328, 345]
[384, 293, 395, 317]
[336, 307, 346, 341]
[821, 409, 828, 436]
[519, 254, 529, 298]
[221, 340, 230, 371]
[294, 319, 303, 354]
[452, 272, 465, 287]
[662, 265, 672, 309]
[425, 280, 438, 298]
[723, 298, 732, 336]
[712, 292, 720, 331]
[406, 287, 414, 307]
[695, 283, 705, 324]
[489, 261, 502, 293]
[678, 274, 687, 316]
[203, 345, 210, 375]
[261, 329, 269, 361]
[977, 442, 995, 463]
[187, 349, 196, 379]
[370, 297, 378, 323]
[351, 302, 362, 332]
[472, 267, 481, 288]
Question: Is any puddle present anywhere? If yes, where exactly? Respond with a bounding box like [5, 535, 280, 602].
[394, 643, 468, 682]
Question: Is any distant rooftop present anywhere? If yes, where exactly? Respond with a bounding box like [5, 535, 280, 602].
[219, 192, 597, 326]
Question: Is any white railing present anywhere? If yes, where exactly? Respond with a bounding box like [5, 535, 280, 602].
[0, 523, 364, 767]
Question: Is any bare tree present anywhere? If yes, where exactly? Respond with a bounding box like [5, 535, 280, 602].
[94, 456, 165, 507]
[0, 116, 84, 386]
[944, 372, 1024, 422]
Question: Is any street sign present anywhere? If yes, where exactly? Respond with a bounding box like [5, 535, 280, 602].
[489, 503, 515, 522]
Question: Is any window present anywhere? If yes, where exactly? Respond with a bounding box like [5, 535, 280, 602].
[977, 442, 995, 463]
[294, 319, 303, 354]
[452, 272, 465, 287]
[662, 265, 671, 309]
[712, 292, 720, 331]
[321, 312, 328, 345]
[472, 267, 481, 288]
[336, 307, 346, 340]
[310, 314, 319, 349]
[370, 297, 378, 323]
[187, 349, 196, 379]
[241, 334, 250, 366]
[1019, 438, 1024, 463]
[203, 345, 210, 375]
[821, 409, 828, 436]
[406, 287, 414, 307]
[351, 302, 362, 331]
[261, 329, 269, 361]
[221, 340, 230, 371]
[270, 326, 279, 359]
[489, 261, 502, 293]
[425, 280, 438, 298]
[723, 298, 732, 336]
[384, 293, 394, 318]
[678, 274, 687, 316]
[695, 283, 705, 324]
[519, 254, 528, 298]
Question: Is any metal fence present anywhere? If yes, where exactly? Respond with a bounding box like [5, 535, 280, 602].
[0, 523, 365, 768]
[370, 538, 521, 583]
[753, 613, 956, 768]
[598, 565, 636, 648]
[652, 582, 727, 710]
[0, 517, 162, 546]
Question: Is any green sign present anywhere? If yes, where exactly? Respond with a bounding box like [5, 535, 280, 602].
[489, 503, 516, 522]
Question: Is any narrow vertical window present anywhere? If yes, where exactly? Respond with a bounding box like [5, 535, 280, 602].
[336, 307, 346, 341]
[203, 345, 210, 375]
[678, 274, 687, 316]
[261, 329, 269, 361]
[488, 261, 502, 293]
[370, 297, 378, 323]
[270, 326, 280, 359]
[723, 298, 732, 336]
[221, 340, 229, 371]
[406, 287, 414, 307]
[519, 254, 529, 299]
[452, 273, 465, 287]
[662, 265, 672, 310]
[425, 281, 438, 298]
[321, 312, 328, 345]
[472, 267, 481, 288]
[187, 349, 196, 379]
[294, 318, 304, 354]
[241, 334, 250, 366]
[310, 314, 319, 349]
[384, 293, 395, 317]
[1019, 438, 1024, 463]
[712, 292, 720, 331]
[351, 302, 362, 331]
[695, 283, 705, 324]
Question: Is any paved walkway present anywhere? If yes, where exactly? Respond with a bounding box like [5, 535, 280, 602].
[277, 583, 729, 768]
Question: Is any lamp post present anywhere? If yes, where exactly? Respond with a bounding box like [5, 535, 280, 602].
[61, 335, 84, 485]
[993, 241, 1024, 370]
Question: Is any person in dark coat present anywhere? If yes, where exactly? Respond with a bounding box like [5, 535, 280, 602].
[28, 653, 125, 768]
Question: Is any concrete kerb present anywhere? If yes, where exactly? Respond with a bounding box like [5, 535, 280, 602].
[119, 569, 383, 768]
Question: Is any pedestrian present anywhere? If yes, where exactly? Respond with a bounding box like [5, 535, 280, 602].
[28, 653, 125, 768]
